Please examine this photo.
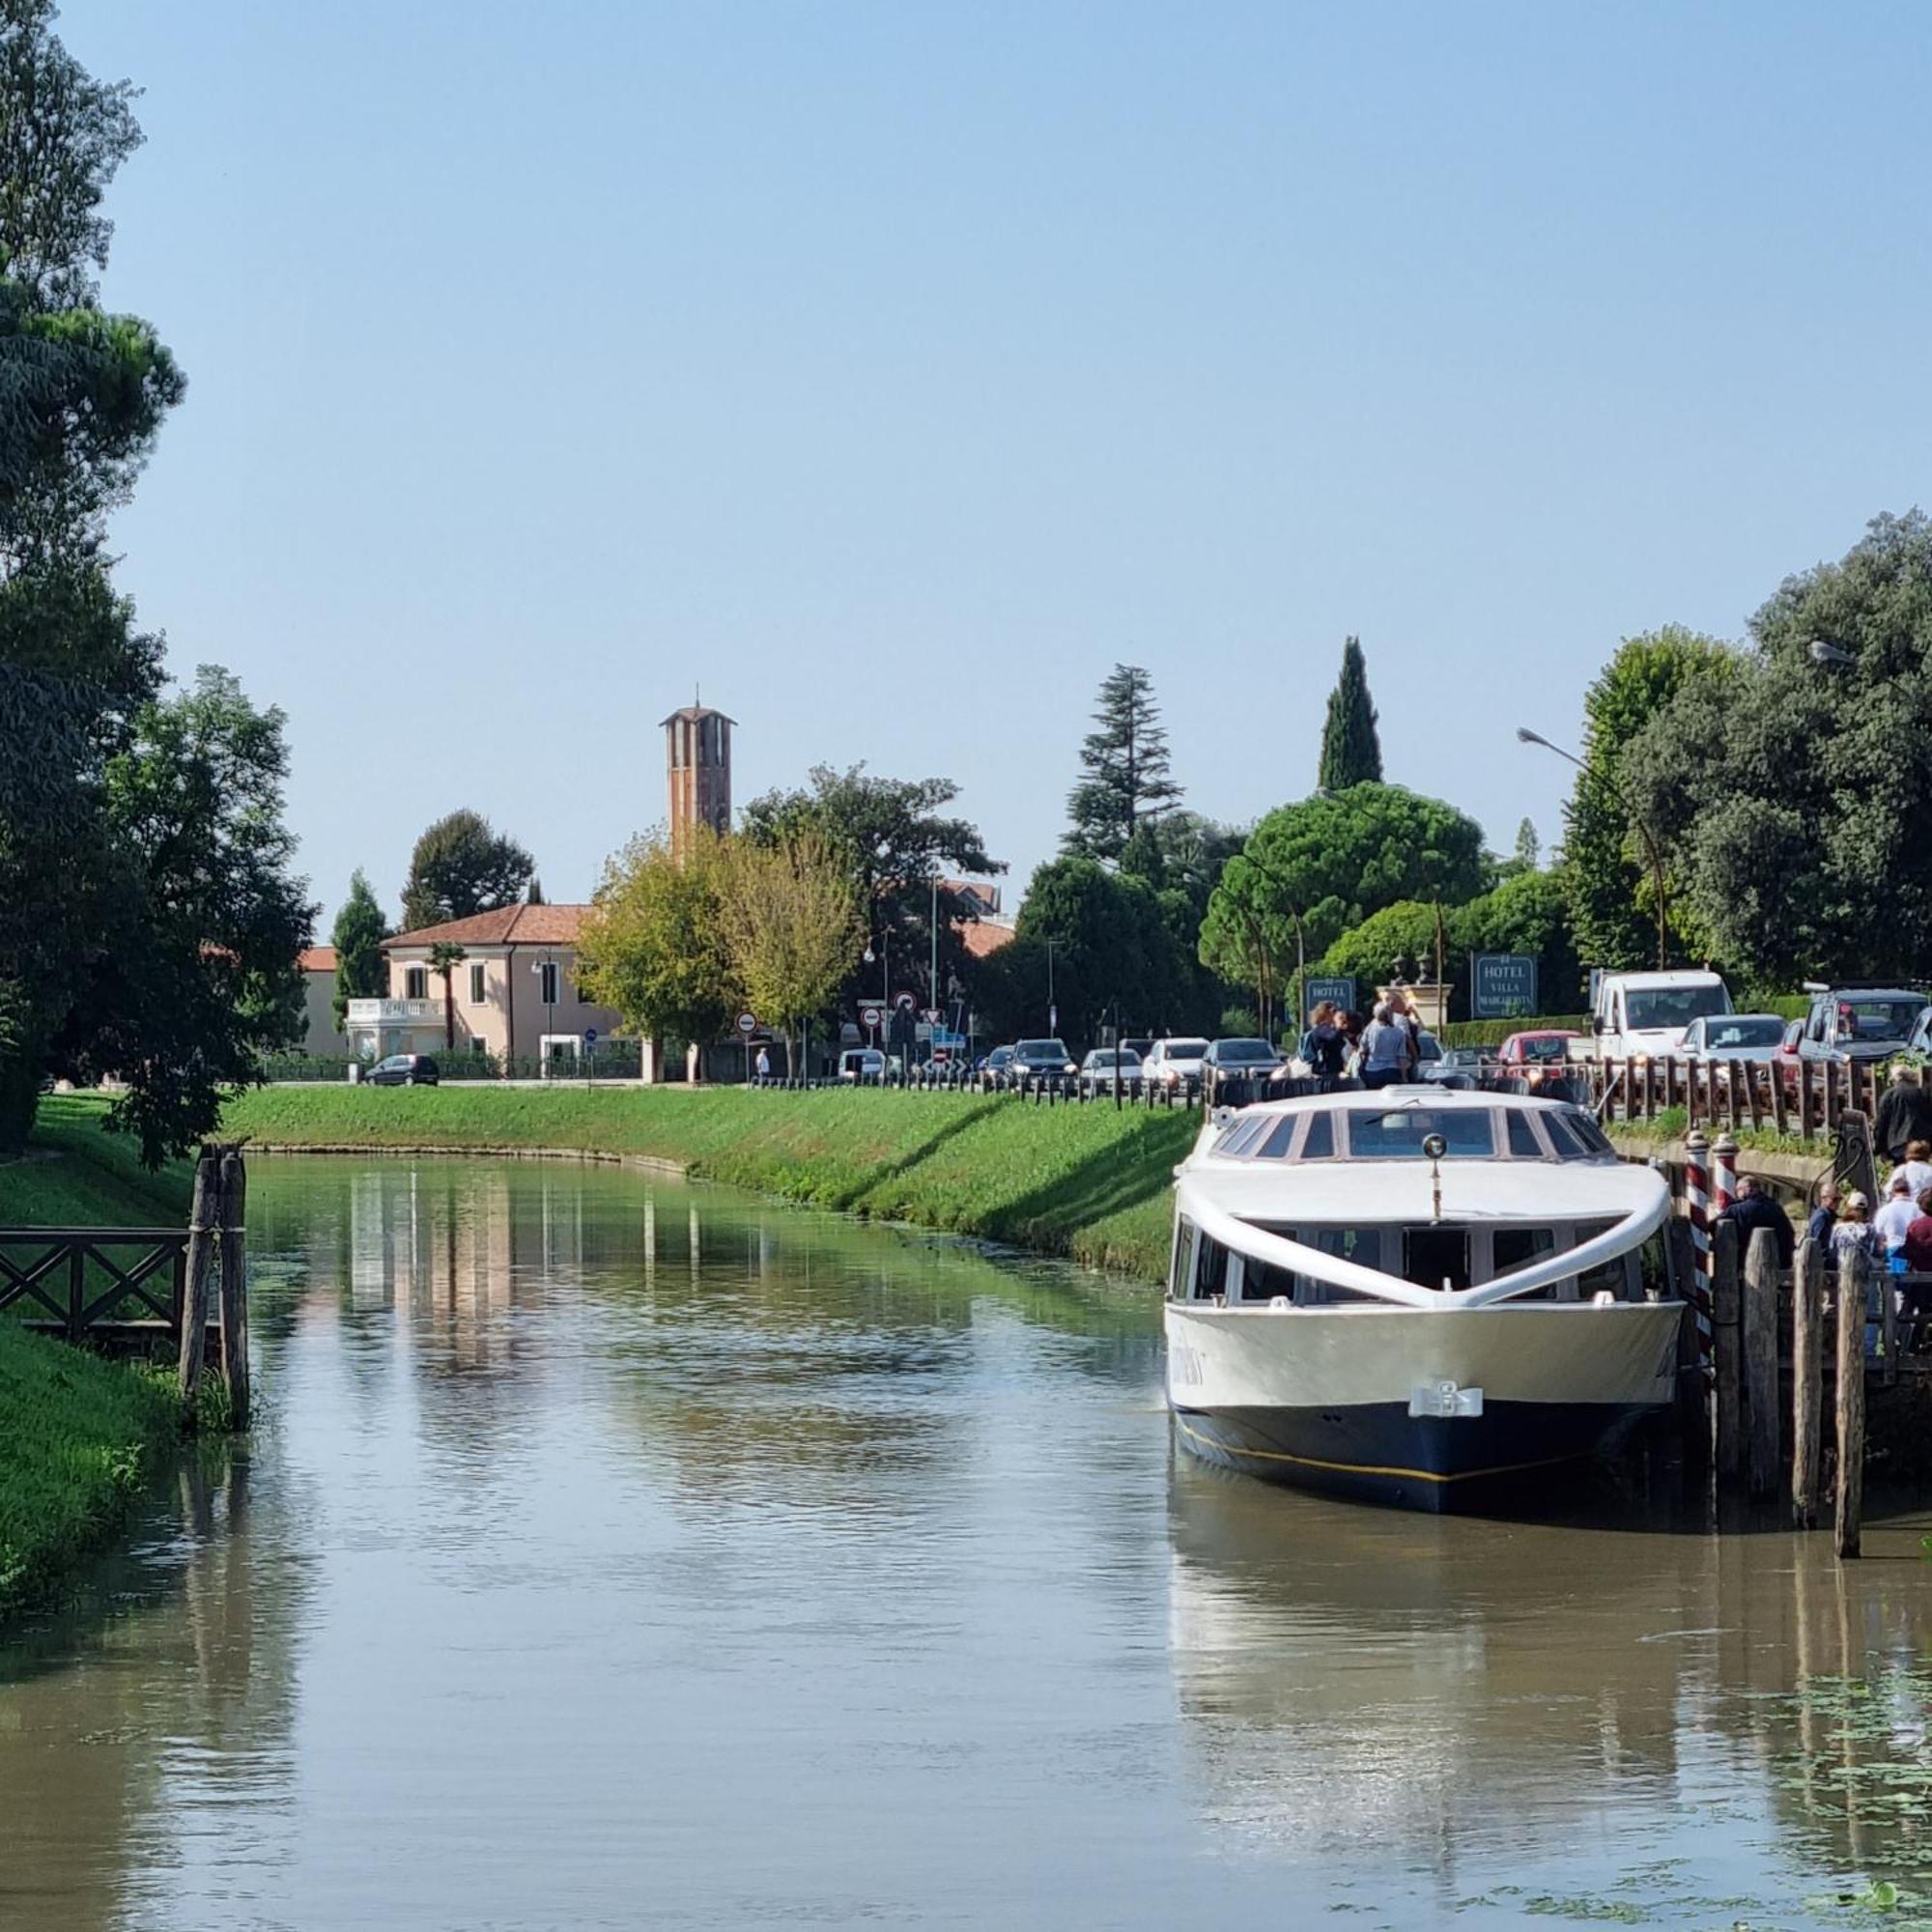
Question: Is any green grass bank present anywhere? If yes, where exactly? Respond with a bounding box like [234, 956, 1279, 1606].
[223, 1084, 1196, 1281]
[0, 1098, 196, 1623]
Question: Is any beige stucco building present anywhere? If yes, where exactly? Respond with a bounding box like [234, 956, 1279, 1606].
[347, 903, 628, 1066]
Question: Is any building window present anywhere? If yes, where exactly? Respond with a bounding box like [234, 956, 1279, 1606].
[540, 961, 559, 1006]
[576, 981, 591, 1005]
[469, 1037, 487, 1056]
[405, 966, 428, 1000]
[469, 962, 487, 1005]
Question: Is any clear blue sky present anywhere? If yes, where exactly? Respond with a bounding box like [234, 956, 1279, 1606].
[65, 0, 1932, 924]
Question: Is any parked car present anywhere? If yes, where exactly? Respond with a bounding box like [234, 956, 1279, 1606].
[1906, 1009, 1932, 1060]
[1493, 1031, 1579, 1093]
[1078, 1047, 1143, 1096]
[838, 1047, 887, 1083]
[1010, 1038, 1077, 1082]
[1121, 1037, 1155, 1062]
[1675, 1013, 1788, 1062]
[1417, 1040, 1486, 1089]
[1795, 984, 1930, 1066]
[367, 1053, 440, 1087]
[1143, 1037, 1209, 1092]
[979, 1044, 1018, 1082]
[1202, 1038, 1284, 1096]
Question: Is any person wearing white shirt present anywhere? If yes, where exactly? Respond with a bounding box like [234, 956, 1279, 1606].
[1875, 1173, 1918, 1256]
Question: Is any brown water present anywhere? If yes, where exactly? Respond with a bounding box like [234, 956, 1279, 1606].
[5, 1157, 1932, 1930]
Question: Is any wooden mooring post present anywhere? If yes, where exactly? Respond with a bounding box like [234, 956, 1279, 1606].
[1744, 1228, 1780, 1499]
[1835, 1249, 1867, 1559]
[1791, 1236, 1825, 1527]
[1712, 1218, 1744, 1492]
[176, 1143, 248, 1428]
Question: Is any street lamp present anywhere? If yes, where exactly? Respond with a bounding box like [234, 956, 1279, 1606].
[530, 951, 557, 1077]
[1516, 725, 1669, 972]
[1808, 638, 1856, 668]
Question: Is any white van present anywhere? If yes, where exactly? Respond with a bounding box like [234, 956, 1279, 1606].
[1587, 970, 1733, 1060]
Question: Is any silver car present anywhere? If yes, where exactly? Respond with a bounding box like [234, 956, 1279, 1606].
[1078, 1047, 1144, 1096]
[1676, 1013, 1788, 1063]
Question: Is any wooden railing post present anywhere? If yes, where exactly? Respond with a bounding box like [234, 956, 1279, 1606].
[1714, 1217, 1744, 1492]
[177, 1147, 219, 1416]
[1744, 1228, 1781, 1499]
[1791, 1236, 1824, 1526]
[1835, 1248, 1867, 1557]
[1799, 1059, 1814, 1139]
[217, 1150, 249, 1430]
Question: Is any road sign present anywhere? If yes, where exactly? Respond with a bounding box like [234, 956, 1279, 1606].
[1471, 953, 1538, 1019]
[582, 1027, 598, 1046]
[736, 1011, 758, 1035]
[1304, 974, 1355, 1016]
[921, 1008, 940, 1024]
[861, 1005, 883, 1030]
[895, 992, 916, 1012]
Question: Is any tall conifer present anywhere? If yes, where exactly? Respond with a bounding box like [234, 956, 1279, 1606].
[1064, 664, 1183, 863]
[1317, 637, 1383, 792]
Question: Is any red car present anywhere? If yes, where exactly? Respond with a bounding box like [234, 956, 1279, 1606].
[1494, 1030, 1581, 1091]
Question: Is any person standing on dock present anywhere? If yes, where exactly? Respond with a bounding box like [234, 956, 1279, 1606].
[1359, 1004, 1410, 1091]
[1716, 1175, 1793, 1268]
[1874, 1065, 1932, 1163]
[1876, 1172, 1919, 1267]
[1808, 1179, 1839, 1251]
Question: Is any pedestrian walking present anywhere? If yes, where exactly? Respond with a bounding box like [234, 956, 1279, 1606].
[1876, 1171, 1918, 1264]
[1874, 1065, 1932, 1163]
[754, 1044, 771, 1087]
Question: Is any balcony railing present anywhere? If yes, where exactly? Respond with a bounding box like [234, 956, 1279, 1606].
[345, 998, 445, 1024]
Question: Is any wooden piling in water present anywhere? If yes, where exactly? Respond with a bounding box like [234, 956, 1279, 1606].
[177, 1147, 218, 1416]
[1713, 1218, 1744, 1492]
[1791, 1236, 1824, 1527]
[1744, 1227, 1780, 1499]
[217, 1150, 250, 1430]
[1835, 1249, 1867, 1558]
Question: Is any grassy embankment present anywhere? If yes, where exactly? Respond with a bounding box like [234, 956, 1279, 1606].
[223, 1083, 1197, 1281]
[0, 1098, 194, 1621]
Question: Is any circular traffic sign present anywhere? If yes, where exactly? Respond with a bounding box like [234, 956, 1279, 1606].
[736, 1011, 758, 1035]
[895, 992, 916, 1011]
[582, 1027, 599, 1045]
[861, 1005, 882, 1029]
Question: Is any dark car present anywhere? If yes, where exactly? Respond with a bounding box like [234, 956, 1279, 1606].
[1011, 1038, 1077, 1082]
[980, 1044, 1018, 1082]
[366, 1053, 440, 1086]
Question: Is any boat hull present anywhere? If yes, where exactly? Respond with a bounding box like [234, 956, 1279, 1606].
[1166, 1300, 1684, 1514]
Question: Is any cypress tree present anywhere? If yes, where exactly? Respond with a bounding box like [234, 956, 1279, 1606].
[1064, 664, 1183, 863]
[330, 871, 389, 1030]
[1317, 637, 1383, 792]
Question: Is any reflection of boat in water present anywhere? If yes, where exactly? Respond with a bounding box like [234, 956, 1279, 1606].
[1164, 1089, 1684, 1511]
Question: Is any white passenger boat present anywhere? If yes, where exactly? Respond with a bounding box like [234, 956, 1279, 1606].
[1165, 1087, 1686, 1512]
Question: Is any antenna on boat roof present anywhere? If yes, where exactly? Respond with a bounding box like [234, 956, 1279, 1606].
[1423, 1131, 1447, 1226]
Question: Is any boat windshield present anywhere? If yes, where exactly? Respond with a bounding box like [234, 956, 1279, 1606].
[1348, 1109, 1495, 1159]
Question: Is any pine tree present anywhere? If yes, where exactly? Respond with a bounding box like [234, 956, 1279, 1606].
[1064, 664, 1183, 863]
[330, 870, 388, 1030]
[1317, 637, 1383, 792]
[526, 876, 545, 904]
[1514, 817, 1540, 870]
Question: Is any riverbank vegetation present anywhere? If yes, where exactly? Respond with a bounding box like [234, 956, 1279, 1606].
[221, 1085, 1194, 1281]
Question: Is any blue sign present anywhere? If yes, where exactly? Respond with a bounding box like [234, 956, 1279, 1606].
[583, 1027, 599, 1046]
[1304, 975, 1355, 1016]
[1472, 953, 1538, 1019]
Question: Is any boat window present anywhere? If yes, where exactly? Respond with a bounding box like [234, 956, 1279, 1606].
[1544, 1110, 1615, 1160]
[1405, 1225, 1470, 1292]
[1506, 1110, 1546, 1159]
[1169, 1217, 1198, 1300]
[1253, 1115, 1302, 1158]
[1492, 1227, 1557, 1278]
[1345, 1109, 1495, 1159]
[1577, 1249, 1634, 1302]
[1298, 1112, 1335, 1160]
[1214, 1115, 1272, 1157]
[1287, 1226, 1380, 1304]
[1638, 1228, 1672, 1302]
[1196, 1236, 1229, 1300]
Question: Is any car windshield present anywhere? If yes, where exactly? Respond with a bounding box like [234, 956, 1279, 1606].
[1837, 998, 1922, 1042]
[1516, 1036, 1570, 1062]
[1346, 1108, 1495, 1159]
[1017, 1040, 1068, 1059]
[1216, 1040, 1276, 1062]
[1162, 1040, 1208, 1059]
[1702, 1017, 1784, 1050]
[1625, 985, 1731, 1030]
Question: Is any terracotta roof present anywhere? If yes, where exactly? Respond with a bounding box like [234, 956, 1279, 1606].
[384, 904, 590, 949]
[957, 919, 1016, 959]
[298, 946, 338, 973]
[659, 705, 736, 726]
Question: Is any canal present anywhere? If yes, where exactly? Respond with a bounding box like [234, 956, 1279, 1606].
[5, 1157, 1932, 1929]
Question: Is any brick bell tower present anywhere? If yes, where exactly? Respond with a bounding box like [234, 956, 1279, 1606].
[664, 697, 734, 860]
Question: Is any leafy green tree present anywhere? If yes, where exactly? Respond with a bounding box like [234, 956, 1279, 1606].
[1202, 783, 1488, 1029]
[1558, 626, 1732, 972]
[329, 870, 387, 1030]
[1064, 664, 1183, 862]
[576, 828, 739, 1053]
[1120, 810, 1246, 1035]
[400, 809, 534, 930]
[741, 763, 998, 1013]
[58, 668, 314, 1163]
[1317, 637, 1382, 792]
[1318, 900, 1444, 996]
[1621, 512, 1932, 985]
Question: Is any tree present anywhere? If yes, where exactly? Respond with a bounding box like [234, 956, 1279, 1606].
[400, 809, 534, 930]
[741, 763, 999, 1014]
[428, 941, 467, 1049]
[329, 870, 387, 1030]
[1620, 512, 1932, 986]
[526, 876, 545, 904]
[576, 828, 738, 1052]
[1559, 626, 1732, 972]
[58, 667, 314, 1164]
[716, 831, 862, 1068]
[1514, 817, 1540, 870]
[1317, 637, 1382, 792]
[1064, 664, 1183, 862]
[1201, 783, 1488, 1030]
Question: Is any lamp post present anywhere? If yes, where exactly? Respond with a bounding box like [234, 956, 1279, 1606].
[530, 951, 557, 1077]
[1517, 724, 1669, 972]
[864, 931, 889, 1057]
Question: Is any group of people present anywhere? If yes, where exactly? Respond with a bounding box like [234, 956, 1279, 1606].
[1299, 993, 1427, 1091]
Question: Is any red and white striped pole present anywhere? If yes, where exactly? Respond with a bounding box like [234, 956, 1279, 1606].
[1685, 1128, 1714, 1369]
[1714, 1132, 1739, 1221]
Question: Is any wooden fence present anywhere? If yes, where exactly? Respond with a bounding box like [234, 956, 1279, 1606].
[1577, 1056, 1888, 1137]
[0, 1227, 189, 1346]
